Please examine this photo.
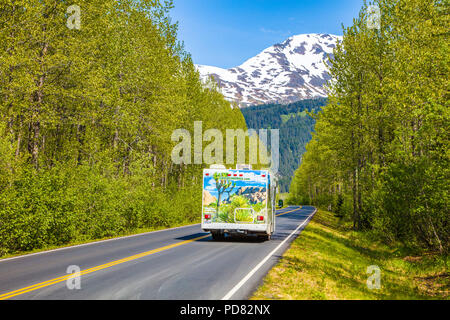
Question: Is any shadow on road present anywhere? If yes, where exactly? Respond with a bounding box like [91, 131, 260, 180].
[175, 233, 211, 242]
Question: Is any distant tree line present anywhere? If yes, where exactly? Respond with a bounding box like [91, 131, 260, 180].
[241, 98, 326, 192]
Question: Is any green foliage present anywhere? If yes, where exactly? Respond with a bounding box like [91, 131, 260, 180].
[234, 209, 254, 223]
[288, 0, 449, 253]
[241, 98, 326, 192]
[0, 163, 205, 255]
[371, 159, 449, 250]
[217, 195, 251, 223]
[0, 0, 248, 256]
[253, 210, 449, 300]
[216, 195, 266, 223]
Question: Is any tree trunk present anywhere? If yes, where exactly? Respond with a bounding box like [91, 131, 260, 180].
[30, 40, 48, 169]
[352, 167, 359, 230]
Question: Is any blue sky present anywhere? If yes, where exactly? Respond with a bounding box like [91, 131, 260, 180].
[170, 0, 364, 68]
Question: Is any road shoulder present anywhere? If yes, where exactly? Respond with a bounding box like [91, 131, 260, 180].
[252, 210, 449, 300]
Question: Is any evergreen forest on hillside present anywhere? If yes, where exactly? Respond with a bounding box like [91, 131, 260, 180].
[241, 98, 326, 192]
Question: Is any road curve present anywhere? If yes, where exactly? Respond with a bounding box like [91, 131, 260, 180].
[0, 206, 316, 300]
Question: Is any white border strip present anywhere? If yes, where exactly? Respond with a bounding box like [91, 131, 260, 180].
[0, 223, 201, 263]
[221, 207, 317, 300]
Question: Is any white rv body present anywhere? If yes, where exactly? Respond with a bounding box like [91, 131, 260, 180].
[201, 167, 276, 240]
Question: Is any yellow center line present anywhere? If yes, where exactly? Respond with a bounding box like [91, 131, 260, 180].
[1, 208, 304, 300]
[0, 234, 210, 300]
[276, 207, 302, 217]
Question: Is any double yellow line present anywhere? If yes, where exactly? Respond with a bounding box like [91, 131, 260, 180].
[1, 208, 304, 300]
[0, 234, 210, 300]
[276, 206, 302, 217]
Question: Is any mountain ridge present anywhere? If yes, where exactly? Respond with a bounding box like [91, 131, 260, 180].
[197, 33, 342, 107]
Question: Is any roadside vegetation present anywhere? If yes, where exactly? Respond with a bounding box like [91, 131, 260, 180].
[279, 0, 448, 300]
[253, 210, 449, 300]
[0, 0, 258, 258]
[288, 0, 449, 254]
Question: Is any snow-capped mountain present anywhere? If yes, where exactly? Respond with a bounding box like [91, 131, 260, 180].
[197, 33, 342, 107]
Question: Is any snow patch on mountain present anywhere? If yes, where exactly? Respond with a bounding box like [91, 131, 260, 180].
[197, 33, 342, 107]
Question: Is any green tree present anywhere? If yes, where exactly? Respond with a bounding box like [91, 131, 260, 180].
[289, 0, 449, 253]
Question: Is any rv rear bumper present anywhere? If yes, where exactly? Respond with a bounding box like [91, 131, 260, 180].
[202, 223, 269, 233]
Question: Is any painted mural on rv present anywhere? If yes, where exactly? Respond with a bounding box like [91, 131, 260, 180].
[203, 171, 268, 223]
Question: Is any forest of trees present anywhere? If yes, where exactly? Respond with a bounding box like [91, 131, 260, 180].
[0, 0, 249, 256]
[242, 98, 326, 192]
[289, 0, 448, 253]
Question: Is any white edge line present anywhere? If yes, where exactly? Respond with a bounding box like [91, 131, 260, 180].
[0, 207, 301, 263]
[221, 207, 317, 300]
[0, 223, 201, 263]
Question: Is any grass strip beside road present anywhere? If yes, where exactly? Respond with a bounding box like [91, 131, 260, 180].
[252, 210, 449, 300]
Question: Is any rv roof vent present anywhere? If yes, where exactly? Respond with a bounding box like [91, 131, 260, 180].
[236, 164, 252, 171]
[210, 164, 226, 169]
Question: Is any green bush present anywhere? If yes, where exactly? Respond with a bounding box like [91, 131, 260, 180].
[0, 164, 203, 256]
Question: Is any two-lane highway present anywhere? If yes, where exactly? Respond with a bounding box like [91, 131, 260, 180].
[0, 206, 316, 300]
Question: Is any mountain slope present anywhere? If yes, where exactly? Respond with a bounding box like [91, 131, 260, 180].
[197, 34, 341, 107]
[241, 98, 327, 192]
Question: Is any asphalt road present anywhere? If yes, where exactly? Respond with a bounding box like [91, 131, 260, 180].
[0, 206, 316, 300]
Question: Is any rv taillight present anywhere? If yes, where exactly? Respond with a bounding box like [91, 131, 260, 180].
[205, 173, 210, 176]
[205, 214, 211, 220]
[239, 174, 243, 177]
[257, 216, 264, 221]
[234, 174, 238, 177]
